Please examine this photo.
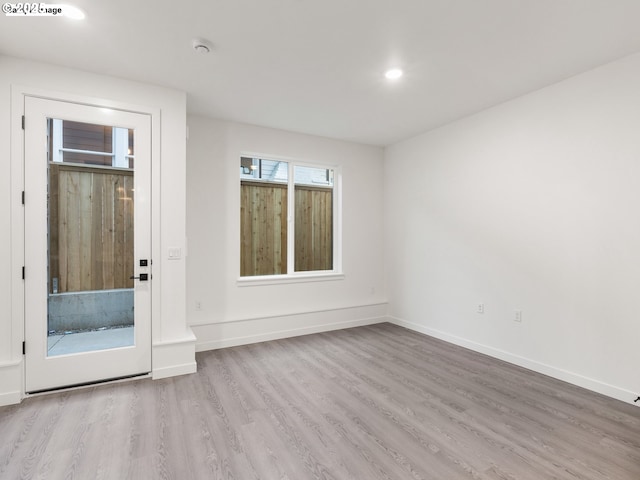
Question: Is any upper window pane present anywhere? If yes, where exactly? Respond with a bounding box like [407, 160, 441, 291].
[294, 165, 334, 187]
[240, 157, 288, 183]
[48, 119, 134, 169]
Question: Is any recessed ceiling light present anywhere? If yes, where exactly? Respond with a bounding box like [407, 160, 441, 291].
[62, 5, 85, 20]
[385, 68, 403, 80]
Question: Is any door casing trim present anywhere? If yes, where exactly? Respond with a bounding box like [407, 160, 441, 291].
[10, 85, 162, 401]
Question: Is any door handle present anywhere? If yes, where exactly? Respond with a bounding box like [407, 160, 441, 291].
[130, 273, 149, 281]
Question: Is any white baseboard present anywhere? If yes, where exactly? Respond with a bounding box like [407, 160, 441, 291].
[152, 328, 198, 380]
[193, 303, 388, 352]
[389, 316, 639, 406]
[152, 362, 197, 380]
[0, 359, 23, 406]
[0, 390, 22, 407]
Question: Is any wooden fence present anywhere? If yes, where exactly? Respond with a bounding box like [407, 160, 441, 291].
[240, 181, 288, 276]
[294, 185, 333, 272]
[240, 181, 332, 276]
[49, 163, 134, 293]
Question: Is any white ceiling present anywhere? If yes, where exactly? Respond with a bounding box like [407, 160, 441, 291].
[2, 0, 640, 146]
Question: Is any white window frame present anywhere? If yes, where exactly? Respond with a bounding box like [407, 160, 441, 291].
[237, 153, 343, 286]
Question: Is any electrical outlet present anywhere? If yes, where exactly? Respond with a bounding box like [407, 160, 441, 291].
[195, 301, 202, 311]
[514, 310, 522, 322]
[477, 303, 485, 314]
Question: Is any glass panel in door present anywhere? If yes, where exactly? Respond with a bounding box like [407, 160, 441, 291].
[46, 118, 135, 356]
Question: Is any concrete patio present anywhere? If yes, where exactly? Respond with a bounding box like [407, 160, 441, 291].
[47, 326, 134, 356]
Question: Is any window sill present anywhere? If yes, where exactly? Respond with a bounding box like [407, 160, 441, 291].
[237, 272, 345, 287]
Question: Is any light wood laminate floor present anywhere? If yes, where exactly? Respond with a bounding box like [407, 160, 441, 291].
[1, 323, 639, 479]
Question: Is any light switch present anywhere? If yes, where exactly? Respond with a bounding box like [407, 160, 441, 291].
[168, 247, 181, 260]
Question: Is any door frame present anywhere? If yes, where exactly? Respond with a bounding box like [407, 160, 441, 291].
[10, 85, 163, 398]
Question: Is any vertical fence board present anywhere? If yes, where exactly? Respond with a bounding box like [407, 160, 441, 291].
[49, 164, 60, 291]
[240, 184, 250, 276]
[64, 171, 81, 292]
[113, 174, 125, 289]
[275, 187, 286, 273]
[258, 185, 269, 274]
[56, 169, 69, 292]
[294, 188, 309, 271]
[103, 173, 116, 290]
[90, 173, 103, 290]
[123, 175, 134, 289]
[79, 172, 93, 290]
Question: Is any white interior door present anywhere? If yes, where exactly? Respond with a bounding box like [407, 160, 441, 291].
[24, 96, 152, 393]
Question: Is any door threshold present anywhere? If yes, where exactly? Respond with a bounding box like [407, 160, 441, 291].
[26, 372, 151, 396]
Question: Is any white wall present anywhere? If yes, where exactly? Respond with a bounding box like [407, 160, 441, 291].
[385, 52, 640, 404]
[186, 116, 387, 349]
[0, 56, 195, 405]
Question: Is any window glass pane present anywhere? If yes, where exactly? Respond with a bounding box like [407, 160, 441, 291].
[294, 165, 334, 187]
[240, 158, 288, 276]
[294, 165, 333, 272]
[240, 157, 288, 183]
[47, 119, 133, 169]
[46, 117, 135, 356]
[240, 157, 335, 277]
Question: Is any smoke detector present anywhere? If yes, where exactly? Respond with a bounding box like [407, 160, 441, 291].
[192, 38, 214, 54]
